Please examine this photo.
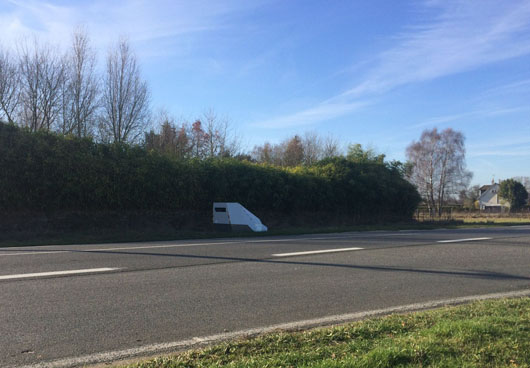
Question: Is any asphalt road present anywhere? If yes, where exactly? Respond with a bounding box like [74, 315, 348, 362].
[1, 226, 529, 367]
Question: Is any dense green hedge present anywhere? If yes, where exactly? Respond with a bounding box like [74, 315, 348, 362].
[0, 123, 421, 221]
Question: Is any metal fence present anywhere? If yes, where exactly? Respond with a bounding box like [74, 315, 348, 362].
[414, 206, 530, 222]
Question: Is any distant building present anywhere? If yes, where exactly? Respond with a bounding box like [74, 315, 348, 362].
[478, 181, 509, 212]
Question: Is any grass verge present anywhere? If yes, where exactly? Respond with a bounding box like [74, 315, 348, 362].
[460, 217, 530, 224]
[123, 297, 530, 368]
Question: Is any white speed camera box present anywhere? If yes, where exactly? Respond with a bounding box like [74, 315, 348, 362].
[213, 202, 268, 232]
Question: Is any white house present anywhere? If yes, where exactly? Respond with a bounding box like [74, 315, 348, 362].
[478, 182, 509, 211]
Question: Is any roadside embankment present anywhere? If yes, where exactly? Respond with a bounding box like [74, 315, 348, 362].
[120, 297, 530, 368]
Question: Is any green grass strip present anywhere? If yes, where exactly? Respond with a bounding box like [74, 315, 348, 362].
[124, 298, 530, 368]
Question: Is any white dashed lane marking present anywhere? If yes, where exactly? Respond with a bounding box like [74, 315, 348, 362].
[272, 247, 364, 257]
[0, 268, 121, 280]
[437, 237, 492, 243]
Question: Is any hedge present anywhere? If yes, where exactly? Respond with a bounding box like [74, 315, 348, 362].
[0, 123, 421, 222]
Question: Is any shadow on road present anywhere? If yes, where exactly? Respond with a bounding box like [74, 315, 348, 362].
[1, 234, 530, 281]
[8, 247, 526, 281]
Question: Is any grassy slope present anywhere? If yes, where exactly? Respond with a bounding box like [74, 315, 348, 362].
[124, 298, 530, 368]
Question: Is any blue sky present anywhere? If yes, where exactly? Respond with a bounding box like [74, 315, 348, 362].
[1, 0, 529, 185]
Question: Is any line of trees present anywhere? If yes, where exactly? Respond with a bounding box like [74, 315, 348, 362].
[251, 133, 341, 167]
[2, 29, 350, 165]
[0, 29, 150, 143]
[144, 117, 397, 171]
[144, 109, 241, 160]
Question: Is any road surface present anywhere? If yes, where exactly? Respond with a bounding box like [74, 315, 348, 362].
[1, 226, 529, 367]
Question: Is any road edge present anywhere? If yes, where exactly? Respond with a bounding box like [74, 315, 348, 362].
[14, 288, 530, 368]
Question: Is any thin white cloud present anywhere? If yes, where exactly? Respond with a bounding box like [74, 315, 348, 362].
[412, 106, 529, 128]
[255, 0, 530, 128]
[340, 0, 530, 98]
[416, 111, 476, 127]
[468, 136, 530, 158]
[251, 101, 368, 128]
[0, 0, 265, 54]
[468, 136, 530, 151]
[470, 149, 530, 157]
[1, 1, 87, 47]
[479, 78, 530, 99]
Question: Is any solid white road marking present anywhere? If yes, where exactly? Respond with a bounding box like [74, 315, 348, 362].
[272, 247, 363, 257]
[0, 251, 69, 257]
[0, 242, 239, 257]
[88, 241, 237, 252]
[15, 288, 530, 368]
[437, 237, 492, 243]
[0, 268, 121, 280]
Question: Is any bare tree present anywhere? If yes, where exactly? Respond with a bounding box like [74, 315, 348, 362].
[271, 142, 287, 166]
[406, 128, 472, 217]
[60, 28, 99, 137]
[0, 49, 20, 124]
[251, 142, 274, 164]
[203, 109, 224, 158]
[302, 131, 322, 165]
[253, 141, 286, 166]
[173, 124, 192, 159]
[189, 119, 208, 158]
[57, 66, 74, 135]
[100, 38, 150, 143]
[16, 42, 40, 130]
[322, 135, 341, 159]
[18, 39, 66, 131]
[201, 109, 240, 158]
